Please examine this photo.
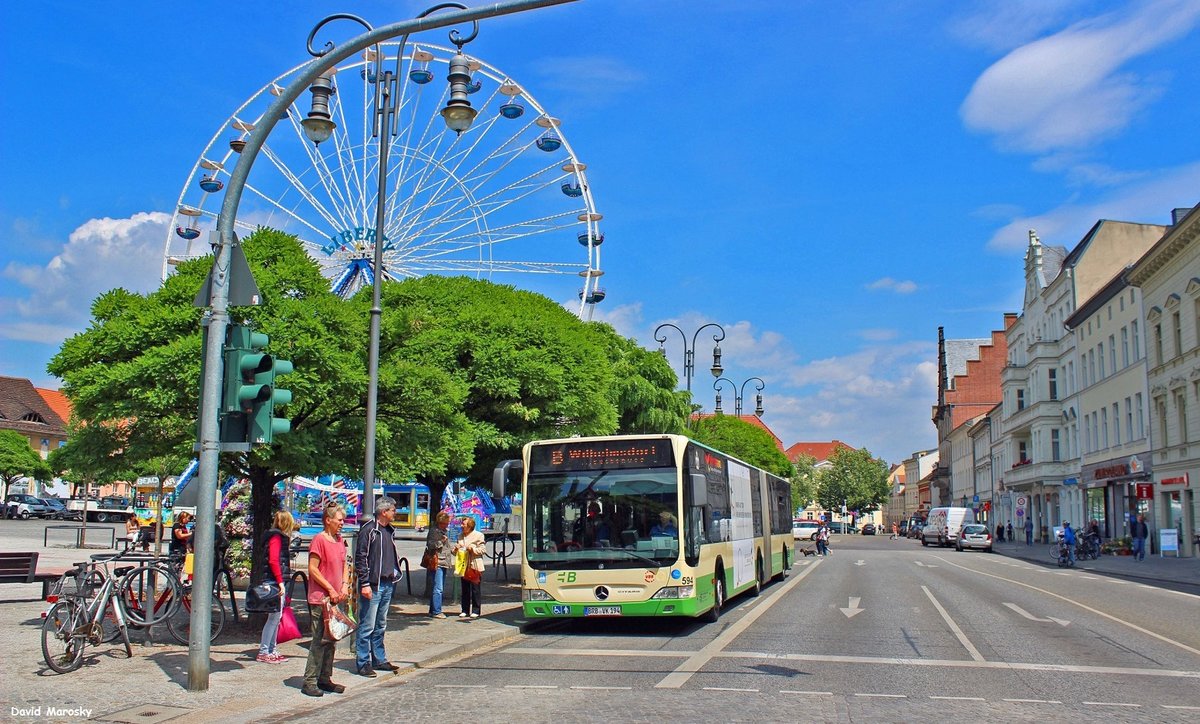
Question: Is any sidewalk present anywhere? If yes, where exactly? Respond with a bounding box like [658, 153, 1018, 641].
[991, 538, 1200, 586]
[0, 565, 525, 723]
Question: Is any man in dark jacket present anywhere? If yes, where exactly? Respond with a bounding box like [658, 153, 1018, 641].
[1131, 513, 1150, 562]
[353, 496, 400, 677]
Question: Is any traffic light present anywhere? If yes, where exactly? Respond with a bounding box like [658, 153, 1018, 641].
[221, 324, 293, 446]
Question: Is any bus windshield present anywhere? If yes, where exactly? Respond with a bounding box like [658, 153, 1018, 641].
[525, 467, 679, 570]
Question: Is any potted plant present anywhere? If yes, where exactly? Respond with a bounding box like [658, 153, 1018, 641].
[1102, 536, 1132, 555]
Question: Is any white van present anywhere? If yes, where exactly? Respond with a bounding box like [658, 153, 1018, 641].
[921, 506, 973, 547]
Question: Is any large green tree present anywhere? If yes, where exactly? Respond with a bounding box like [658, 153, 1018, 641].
[0, 430, 54, 499]
[690, 415, 793, 479]
[814, 446, 890, 520]
[591, 325, 692, 436]
[789, 453, 818, 514]
[379, 275, 663, 504]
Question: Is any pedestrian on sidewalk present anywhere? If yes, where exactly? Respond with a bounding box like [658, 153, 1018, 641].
[425, 511, 452, 618]
[995, 523, 1004, 543]
[1024, 518, 1033, 546]
[1006, 521, 1013, 542]
[302, 504, 350, 698]
[453, 516, 486, 618]
[1131, 513, 1149, 562]
[257, 510, 298, 664]
[354, 496, 402, 678]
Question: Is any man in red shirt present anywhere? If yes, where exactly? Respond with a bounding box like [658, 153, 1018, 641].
[302, 505, 350, 697]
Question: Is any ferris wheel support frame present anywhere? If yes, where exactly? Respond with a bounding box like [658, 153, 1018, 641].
[191, 0, 579, 692]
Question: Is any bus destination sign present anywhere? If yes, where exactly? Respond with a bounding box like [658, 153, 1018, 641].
[530, 439, 675, 472]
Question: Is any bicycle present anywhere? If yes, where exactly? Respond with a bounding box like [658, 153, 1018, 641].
[41, 554, 135, 674]
[1077, 536, 1101, 560]
[115, 554, 186, 627]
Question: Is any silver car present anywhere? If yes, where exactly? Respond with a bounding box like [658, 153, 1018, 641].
[956, 523, 993, 552]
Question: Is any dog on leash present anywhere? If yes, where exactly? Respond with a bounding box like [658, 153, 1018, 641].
[799, 547, 817, 557]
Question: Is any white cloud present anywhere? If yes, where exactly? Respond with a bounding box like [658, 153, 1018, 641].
[986, 161, 1200, 251]
[867, 277, 918, 294]
[858, 328, 899, 341]
[1, 211, 169, 343]
[586, 300, 644, 341]
[960, 0, 1200, 153]
[949, 0, 1080, 53]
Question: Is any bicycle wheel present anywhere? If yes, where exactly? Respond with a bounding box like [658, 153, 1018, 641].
[1048, 544, 1060, 559]
[166, 589, 225, 645]
[118, 564, 182, 626]
[42, 600, 85, 674]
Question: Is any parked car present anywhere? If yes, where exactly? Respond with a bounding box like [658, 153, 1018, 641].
[921, 506, 973, 547]
[792, 520, 821, 541]
[861, 523, 877, 535]
[956, 523, 993, 552]
[40, 497, 81, 521]
[828, 522, 858, 534]
[5, 494, 52, 519]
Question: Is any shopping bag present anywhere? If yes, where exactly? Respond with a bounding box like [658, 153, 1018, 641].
[453, 549, 468, 576]
[464, 565, 481, 584]
[323, 600, 357, 642]
[421, 549, 439, 571]
[183, 552, 195, 575]
[278, 606, 301, 644]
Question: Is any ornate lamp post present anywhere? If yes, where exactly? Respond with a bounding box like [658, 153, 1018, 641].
[300, 3, 483, 522]
[713, 376, 765, 417]
[653, 322, 725, 392]
[191, 0, 577, 691]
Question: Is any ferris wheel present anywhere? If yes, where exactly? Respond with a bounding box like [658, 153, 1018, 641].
[164, 41, 605, 317]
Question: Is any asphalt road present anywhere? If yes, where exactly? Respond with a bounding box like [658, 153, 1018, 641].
[278, 534, 1200, 724]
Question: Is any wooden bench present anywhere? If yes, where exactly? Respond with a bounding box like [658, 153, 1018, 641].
[0, 552, 59, 599]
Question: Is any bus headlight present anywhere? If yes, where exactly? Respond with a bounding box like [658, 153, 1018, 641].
[651, 585, 694, 599]
[523, 589, 553, 601]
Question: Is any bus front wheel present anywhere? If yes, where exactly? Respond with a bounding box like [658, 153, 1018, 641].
[704, 570, 725, 623]
[751, 557, 763, 596]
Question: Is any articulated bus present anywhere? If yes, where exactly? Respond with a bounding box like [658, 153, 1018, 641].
[498, 434, 794, 621]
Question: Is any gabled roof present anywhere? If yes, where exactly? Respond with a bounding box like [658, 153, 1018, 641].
[785, 440, 853, 464]
[0, 375, 67, 438]
[35, 387, 72, 427]
[691, 413, 785, 451]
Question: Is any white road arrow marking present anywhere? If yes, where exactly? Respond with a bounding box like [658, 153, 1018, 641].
[1003, 602, 1070, 626]
[854, 560, 865, 566]
[841, 597, 865, 618]
[914, 561, 938, 568]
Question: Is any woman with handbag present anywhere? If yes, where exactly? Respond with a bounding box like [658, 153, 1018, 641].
[424, 511, 452, 618]
[452, 516, 486, 619]
[255, 510, 298, 663]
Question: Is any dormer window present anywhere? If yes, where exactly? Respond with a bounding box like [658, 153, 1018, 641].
[19, 412, 47, 424]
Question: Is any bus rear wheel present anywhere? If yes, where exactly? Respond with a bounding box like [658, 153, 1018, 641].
[703, 570, 725, 623]
[751, 557, 763, 596]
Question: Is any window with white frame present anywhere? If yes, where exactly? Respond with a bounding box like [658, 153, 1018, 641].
[1051, 428, 1061, 461]
[1125, 396, 1133, 442]
[1156, 397, 1168, 447]
[1173, 312, 1183, 359]
[1176, 390, 1188, 443]
[1109, 334, 1116, 372]
[1133, 320, 1141, 360]
[1084, 415, 1092, 454]
[1136, 393, 1145, 439]
[1112, 403, 1121, 446]
[1155, 323, 1164, 366]
[1098, 342, 1106, 379]
[1121, 327, 1129, 368]
[1101, 407, 1109, 449]
[1048, 368, 1058, 400]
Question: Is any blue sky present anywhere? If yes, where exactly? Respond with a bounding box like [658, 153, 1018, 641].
[2, 1, 1199, 465]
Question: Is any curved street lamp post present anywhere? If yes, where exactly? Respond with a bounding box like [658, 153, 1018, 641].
[713, 376, 766, 417]
[653, 322, 725, 392]
[191, 0, 578, 692]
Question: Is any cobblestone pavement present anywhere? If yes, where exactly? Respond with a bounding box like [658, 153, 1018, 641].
[0, 518, 525, 723]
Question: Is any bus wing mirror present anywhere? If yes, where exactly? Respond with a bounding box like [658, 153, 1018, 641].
[689, 473, 708, 508]
[493, 459, 523, 499]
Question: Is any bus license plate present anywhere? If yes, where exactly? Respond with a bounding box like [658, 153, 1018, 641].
[584, 606, 621, 616]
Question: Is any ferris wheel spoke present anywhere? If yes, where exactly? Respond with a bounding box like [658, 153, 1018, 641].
[281, 102, 363, 234]
[397, 209, 582, 263]
[324, 73, 375, 229]
[256, 140, 348, 234]
[400, 259, 585, 274]
[241, 176, 338, 242]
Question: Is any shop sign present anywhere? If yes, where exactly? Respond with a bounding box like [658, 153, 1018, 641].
[1063, 477, 1078, 486]
[1160, 529, 1179, 553]
[1093, 463, 1129, 480]
[1135, 483, 1153, 499]
[1129, 455, 1144, 474]
[1161, 474, 1189, 486]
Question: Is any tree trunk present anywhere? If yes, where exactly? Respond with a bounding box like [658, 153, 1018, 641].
[247, 465, 277, 595]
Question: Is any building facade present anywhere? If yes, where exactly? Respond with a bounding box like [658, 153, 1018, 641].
[1128, 205, 1200, 557]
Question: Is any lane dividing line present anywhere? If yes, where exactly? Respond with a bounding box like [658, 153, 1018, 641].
[1163, 705, 1200, 710]
[921, 585, 986, 662]
[506, 648, 690, 657]
[713, 651, 1200, 679]
[703, 687, 758, 692]
[570, 686, 632, 691]
[504, 685, 557, 689]
[781, 691, 833, 696]
[931, 696, 985, 701]
[932, 555, 1200, 658]
[1003, 699, 1062, 704]
[855, 693, 906, 698]
[1082, 702, 1141, 707]
[654, 558, 824, 689]
[435, 684, 488, 688]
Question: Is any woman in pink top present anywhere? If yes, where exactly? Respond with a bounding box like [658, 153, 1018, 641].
[302, 505, 350, 697]
[256, 510, 298, 663]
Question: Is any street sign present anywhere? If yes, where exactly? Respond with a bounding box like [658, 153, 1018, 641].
[1136, 483, 1153, 499]
[1016, 496, 1027, 507]
[972, 494, 980, 503]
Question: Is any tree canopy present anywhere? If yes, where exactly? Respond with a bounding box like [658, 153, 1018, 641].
[0, 430, 54, 497]
[814, 446, 890, 518]
[689, 415, 793, 479]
